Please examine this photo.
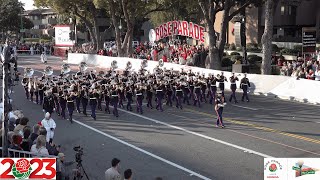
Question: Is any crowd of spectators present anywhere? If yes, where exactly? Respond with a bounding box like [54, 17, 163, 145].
[95, 40, 209, 68]
[277, 57, 320, 80]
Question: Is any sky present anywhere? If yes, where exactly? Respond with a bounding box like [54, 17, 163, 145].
[19, 0, 36, 10]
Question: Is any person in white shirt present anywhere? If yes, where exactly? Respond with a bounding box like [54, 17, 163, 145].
[41, 112, 56, 143]
[30, 46, 34, 55]
[30, 135, 49, 157]
[105, 158, 121, 180]
[41, 51, 47, 64]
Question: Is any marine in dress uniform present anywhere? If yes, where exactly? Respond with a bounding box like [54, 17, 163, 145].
[74, 85, 82, 113]
[80, 86, 88, 116]
[89, 89, 98, 120]
[125, 86, 133, 111]
[218, 72, 227, 96]
[229, 73, 239, 103]
[43, 91, 55, 114]
[166, 84, 173, 107]
[136, 86, 144, 114]
[208, 74, 217, 104]
[111, 86, 119, 117]
[59, 91, 67, 119]
[175, 84, 183, 109]
[146, 84, 153, 109]
[215, 92, 226, 128]
[155, 84, 164, 112]
[38, 81, 45, 105]
[240, 74, 251, 102]
[103, 86, 111, 114]
[182, 83, 190, 105]
[193, 81, 201, 107]
[67, 92, 76, 123]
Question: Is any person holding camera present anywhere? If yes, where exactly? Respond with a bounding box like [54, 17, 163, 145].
[56, 153, 74, 180]
[41, 112, 56, 143]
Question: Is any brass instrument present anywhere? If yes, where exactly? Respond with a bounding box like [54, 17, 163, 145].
[126, 61, 132, 70]
[61, 63, 71, 74]
[24, 67, 34, 78]
[141, 59, 148, 69]
[158, 59, 164, 67]
[111, 60, 118, 70]
[79, 62, 88, 72]
[44, 66, 53, 76]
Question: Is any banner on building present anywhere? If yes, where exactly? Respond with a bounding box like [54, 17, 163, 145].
[302, 27, 316, 54]
[55, 25, 74, 47]
[155, 21, 205, 43]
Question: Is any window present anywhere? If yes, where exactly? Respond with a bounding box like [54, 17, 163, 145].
[281, 5, 285, 15]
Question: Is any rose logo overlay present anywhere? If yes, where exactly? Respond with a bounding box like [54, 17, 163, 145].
[269, 163, 277, 172]
[12, 159, 32, 179]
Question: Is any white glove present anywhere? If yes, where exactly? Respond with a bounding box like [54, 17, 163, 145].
[53, 108, 56, 111]
[42, 109, 45, 112]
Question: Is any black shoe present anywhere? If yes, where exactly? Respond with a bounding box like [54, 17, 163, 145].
[235, 101, 238, 104]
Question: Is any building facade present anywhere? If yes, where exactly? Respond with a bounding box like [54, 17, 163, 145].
[214, 0, 320, 46]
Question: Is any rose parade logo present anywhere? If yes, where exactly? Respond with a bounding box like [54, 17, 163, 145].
[0, 158, 56, 179]
[264, 159, 283, 179]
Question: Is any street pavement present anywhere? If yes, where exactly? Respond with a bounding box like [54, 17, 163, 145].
[10, 55, 320, 180]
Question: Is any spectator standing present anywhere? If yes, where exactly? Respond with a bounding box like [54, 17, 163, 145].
[21, 126, 31, 151]
[56, 153, 74, 180]
[315, 67, 320, 81]
[29, 124, 41, 148]
[105, 158, 121, 180]
[30, 135, 49, 157]
[9, 134, 23, 157]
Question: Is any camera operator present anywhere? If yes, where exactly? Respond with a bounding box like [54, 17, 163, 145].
[57, 153, 74, 180]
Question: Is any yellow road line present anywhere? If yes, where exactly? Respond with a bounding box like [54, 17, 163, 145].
[185, 108, 320, 145]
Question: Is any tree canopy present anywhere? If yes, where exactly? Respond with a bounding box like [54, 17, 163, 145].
[0, 0, 24, 32]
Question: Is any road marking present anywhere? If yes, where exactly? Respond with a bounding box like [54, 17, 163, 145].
[230, 104, 258, 111]
[185, 108, 320, 145]
[117, 108, 273, 158]
[166, 112, 320, 156]
[72, 119, 211, 180]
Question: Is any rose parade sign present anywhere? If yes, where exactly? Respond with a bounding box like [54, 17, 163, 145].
[0, 158, 56, 179]
[155, 21, 206, 43]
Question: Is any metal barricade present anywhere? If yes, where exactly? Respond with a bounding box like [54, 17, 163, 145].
[0, 147, 58, 158]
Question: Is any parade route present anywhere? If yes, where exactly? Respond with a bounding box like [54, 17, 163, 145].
[12, 55, 320, 180]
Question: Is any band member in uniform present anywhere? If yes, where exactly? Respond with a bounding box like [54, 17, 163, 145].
[80, 86, 88, 116]
[110, 85, 119, 117]
[229, 73, 239, 103]
[38, 80, 45, 105]
[217, 72, 227, 96]
[67, 91, 76, 123]
[166, 84, 173, 107]
[33, 78, 39, 104]
[208, 74, 217, 104]
[59, 90, 67, 119]
[52, 85, 60, 116]
[193, 81, 201, 107]
[74, 85, 82, 113]
[215, 92, 226, 128]
[43, 90, 55, 114]
[28, 78, 34, 102]
[89, 89, 98, 120]
[200, 78, 207, 103]
[240, 73, 251, 102]
[125, 86, 133, 111]
[155, 83, 164, 112]
[136, 86, 144, 114]
[103, 85, 111, 114]
[22, 78, 29, 99]
[118, 86, 125, 109]
[146, 84, 153, 109]
[175, 84, 183, 109]
[182, 82, 190, 105]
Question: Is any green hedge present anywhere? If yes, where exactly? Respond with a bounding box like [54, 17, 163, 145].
[230, 52, 240, 56]
[229, 43, 236, 50]
[247, 54, 262, 64]
[222, 56, 234, 67]
[280, 48, 299, 55]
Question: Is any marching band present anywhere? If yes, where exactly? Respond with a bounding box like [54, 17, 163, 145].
[20, 60, 251, 126]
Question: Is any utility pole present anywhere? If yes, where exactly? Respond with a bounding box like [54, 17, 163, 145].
[1, 42, 11, 157]
[240, 1, 247, 65]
